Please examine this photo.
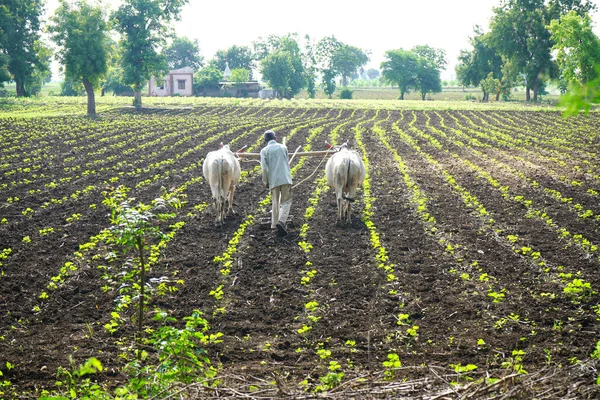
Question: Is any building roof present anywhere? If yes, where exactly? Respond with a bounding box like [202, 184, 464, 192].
[170, 67, 194, 74]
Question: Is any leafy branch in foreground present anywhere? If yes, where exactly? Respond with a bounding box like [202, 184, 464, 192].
[102, 186, 184, 343]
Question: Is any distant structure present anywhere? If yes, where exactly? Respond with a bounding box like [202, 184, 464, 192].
[218, 63, 260, 98]
[223, 62, 232, 80]
[148, 67, 194, 97]
[258, 89, 276, 99]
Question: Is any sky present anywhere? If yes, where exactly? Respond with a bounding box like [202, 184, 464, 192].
[44, 0, 600, 81]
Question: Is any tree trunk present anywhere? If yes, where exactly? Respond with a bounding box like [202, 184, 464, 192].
[399, 90, 405, 100]
[526, 87, 531, 101]
[83, 79, 96, 116]
[15, 79, 27, 97]
[342, 75, 347, 87]
[134, 90, 142, 108]
[495, 91, 501, 101]
[421, 92, 426, 101]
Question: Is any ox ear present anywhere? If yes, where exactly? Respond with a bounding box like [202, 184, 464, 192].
[219, 142, 224, 148]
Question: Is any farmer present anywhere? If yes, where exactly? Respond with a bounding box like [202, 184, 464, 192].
[260, 130, 292, 236]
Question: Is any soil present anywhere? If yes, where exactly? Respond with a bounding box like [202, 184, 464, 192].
[1, 106, 600, 398]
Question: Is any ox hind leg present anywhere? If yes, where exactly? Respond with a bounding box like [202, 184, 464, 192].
[335, 192, 345, 227]
[214, 197, 224, 226]
[344, 200, 351, 225]
[227, 182, 236, 216]
[344, 186, 358, 225]
[219, 196, 227, 225]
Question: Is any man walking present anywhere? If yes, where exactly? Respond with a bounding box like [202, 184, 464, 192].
[260, 130, 292, 236]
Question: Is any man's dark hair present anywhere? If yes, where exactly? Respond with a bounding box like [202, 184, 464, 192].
[264, 130, 276, 142]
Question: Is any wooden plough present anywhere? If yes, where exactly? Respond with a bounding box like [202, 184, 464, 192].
[234, 138, 336, 162]
[234, 138, 340, 227]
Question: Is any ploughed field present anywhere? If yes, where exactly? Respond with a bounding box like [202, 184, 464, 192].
[1, 104, 600, 397]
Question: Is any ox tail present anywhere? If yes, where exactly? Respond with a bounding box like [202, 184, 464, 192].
[342, 158, 356, 202]
[216, 158, 224, 213]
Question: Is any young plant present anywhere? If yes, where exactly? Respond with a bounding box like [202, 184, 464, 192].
[382, 353, 401, 379]
[104, 186, 181, 342]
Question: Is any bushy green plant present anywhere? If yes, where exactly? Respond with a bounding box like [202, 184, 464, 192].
[126, 310, 222, 396]
[103, 186, 182, 341]
[339, 87, 353, 99]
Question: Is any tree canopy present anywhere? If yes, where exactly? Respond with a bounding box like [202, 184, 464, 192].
[48, 0, 110, 115]
[411, 44, 447, 71]
[455, 27, 506, 101]
[548, 11, 600, 91]
[332, 44, 370, 86]
[0, 0, 49, 96]
[380, 49, 418, 100]
[213, 45, 254, 75]
[112, 0, 188, 107]
[260, 35, 305, 99]
[194, 66, 223, 92]
[487, 0, 595, 101]
[164, 36, 203, 71]
[381, 46, 443, 100]
[414, 57, 442, 100]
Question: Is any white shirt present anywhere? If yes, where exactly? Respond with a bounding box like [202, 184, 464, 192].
[260, 140, 292, 189]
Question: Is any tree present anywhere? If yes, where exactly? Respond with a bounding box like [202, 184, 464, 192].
[230, 68, 249, 84]
[48, 0, 110, 115]
[414, 58, 442, 100]
[261, 51, 293, 99]
[194, 66, 223, 92]
[412, 44, 447, 71]
[25, 40, 52, 95]
[101, 40, 132, 96]
[548, 11, 600, 92]
[380, 49, 418, 100]
[258, 35, 305, 99]
[321, 68, 337, 99]
[213, 45, 254, 74]
[0, 4, 9, 86]
[302, 35, 317, 98]
[546, 0, 596, 19]
[499, 57, 519, 100]
[332, 44, 369, 86]
[480, 72, 501, 102]
[0, 53, 10, 86]
[458, 29, 520, 101]
[60, 76, 85, 96]
[164, 36, 203, 71]
[314, 36, 369, 91]
[253, 34, 286, 60]
[112, 0, 188, 108]
[261, 48, 306, 99]
[0, 0, 48, 96]
[490, 1, 552, 101]
[456, 28, 502, 87]
[366, 68, 380, 80]
[103, 66, 133, 95]
[489, 0, 595, 101]
[315, 36, 342, 99]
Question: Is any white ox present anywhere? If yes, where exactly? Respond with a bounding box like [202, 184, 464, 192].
[202, 144, 241, 226]
[325, 144, 366, 225]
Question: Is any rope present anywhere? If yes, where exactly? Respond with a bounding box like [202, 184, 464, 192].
[292, 149, 334, 189]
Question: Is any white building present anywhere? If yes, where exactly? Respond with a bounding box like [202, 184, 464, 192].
[223, 62, 231, 80]
[148, 67, 194, 97]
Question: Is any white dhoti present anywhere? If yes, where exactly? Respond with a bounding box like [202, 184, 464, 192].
[271, 184, 292, 228]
